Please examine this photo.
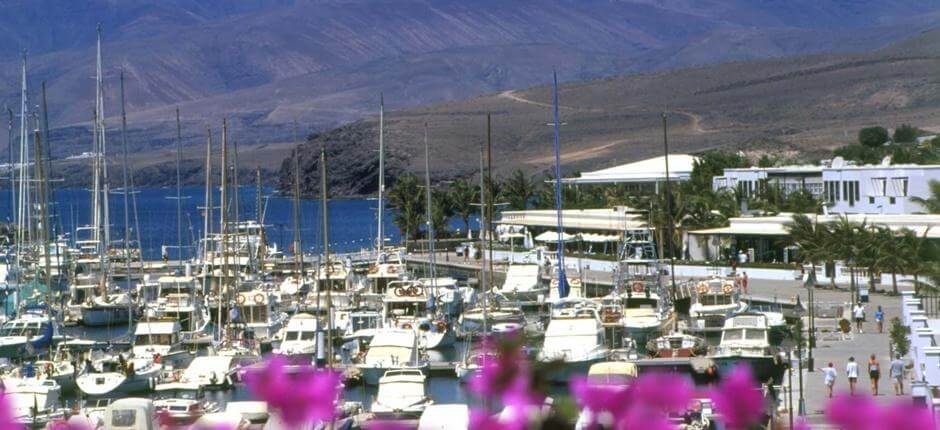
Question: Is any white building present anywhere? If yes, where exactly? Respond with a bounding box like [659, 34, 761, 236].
[712, 157, 940, 214]
[562, 154, 698, 193]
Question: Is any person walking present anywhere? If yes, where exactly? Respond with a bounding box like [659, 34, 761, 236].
[890, 355, 906, 395]
[875, 306, 885, 334]
[868, 354, 880, 396]
[846, 356, 859, 395]
[822, 362, 838, 398]
[853, 303, 865, 333]
[742, 271, 749, 294]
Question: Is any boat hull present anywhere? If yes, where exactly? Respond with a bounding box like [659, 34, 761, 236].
[82, 307, 132, 327]
[76, 372, 156, 397]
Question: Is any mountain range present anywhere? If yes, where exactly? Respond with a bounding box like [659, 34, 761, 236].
[1, 0, 938, 188]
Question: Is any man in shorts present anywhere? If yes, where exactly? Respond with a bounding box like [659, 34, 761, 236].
[822, 362, 837, 398]
[890, 355, 906, 395]
[846, 356, 859, 395]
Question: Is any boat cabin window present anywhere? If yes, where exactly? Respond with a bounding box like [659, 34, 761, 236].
[111, 410, 137, 427]
[700, 294, 732, 306]
[0, 322, 43, 337]
[723, 329, 744, 341]
[625, 298, 657, 309]
[242, 305, 269, 323]
[745, 329, 766, 341]
[285, 331, 316, 341]
[317, 278, 345, 292]
[386, 302, 426, 318]
[136, 333, 176, 345]
[377, 381, 424, 399]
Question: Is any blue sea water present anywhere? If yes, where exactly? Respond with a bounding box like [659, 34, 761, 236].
[0, 186, 407, 260]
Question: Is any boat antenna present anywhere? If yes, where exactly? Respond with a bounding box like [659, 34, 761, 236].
[321, 145, 333, 369]
[423, 121, 437, 312]
[175, 107, 184, 272]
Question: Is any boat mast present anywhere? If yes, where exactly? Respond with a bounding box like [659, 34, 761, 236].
[96, 25, 111, 282]
[255, 166, 263, 273]
[661, 112, 678, 332]
[232, 139, 241, 283]
[119, 71, 132, 294]
[320, 146, 333, 369]
[34, 129, 51, 304]
[423, 122, 437, 309]
[550, 71, 569, 298]
[7, 108, 13, 237]
[292, 138, 303, 285]
[202, 127, 213, 298]
[40, 81, 61, 302]
[17, 51, 30, 271]
[479, 116, 488, 335]
[219, 119, 228, 341]
[175, 108, 183, 272]
[377, 94, 384, 252]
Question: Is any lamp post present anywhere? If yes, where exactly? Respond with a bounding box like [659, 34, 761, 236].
[806, 269, 816, 371]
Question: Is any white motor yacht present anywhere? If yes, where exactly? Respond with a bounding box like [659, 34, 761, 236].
[687, 277, 747, 334]
[713, 312, 785, 385]
[357, 328, 429, 385]
[232, 289, 287, 341]
[150, 275, 211, 342]
[273, 313, 320, 358]
[371, 369, 434, 420]
[4, 377, 65, 427]
[499, 264, 546, 302]
[132, 320, 190, 363]
[0, 306, 62, 358]
[76, 352, 162, 396]
[538, 299, 609, 383]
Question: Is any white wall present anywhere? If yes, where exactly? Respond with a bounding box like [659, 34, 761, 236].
[824, 166, 940, 214]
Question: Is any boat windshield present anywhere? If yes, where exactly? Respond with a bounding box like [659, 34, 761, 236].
[625, 298, 657, 309]
[723, 329, 744, 341]
[0, 322, 43, 337]
[700, 294, 733, 306]
[285, 331, 316, 341]
[745, 330, 766, 341]
[242, 305, 269, 323]
[135, 334, 174, 345]
[377, 381, 424, 401]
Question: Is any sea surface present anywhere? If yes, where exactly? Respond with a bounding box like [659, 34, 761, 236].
[0, 186, 413, 260]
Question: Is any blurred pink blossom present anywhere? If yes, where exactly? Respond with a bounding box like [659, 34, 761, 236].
[629, 372, 693, 413]
[824, 394, 882, 430]
[878, 401, 936, 430]
[710, 365, 764, 429]
[244, 356, 341, 427]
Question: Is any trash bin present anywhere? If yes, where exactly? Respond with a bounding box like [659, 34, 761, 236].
[858, 287, 870, 303]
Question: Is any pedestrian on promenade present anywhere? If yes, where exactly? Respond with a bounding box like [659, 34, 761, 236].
[742, 271, 749, 294]
[846, 356, 859, 395]
[868, 354, 880, 396]
[890, 355, 906, 395]
[875, 306, 885, 334]
[853, 303, 865, 333]
[822, 362, 837, 398]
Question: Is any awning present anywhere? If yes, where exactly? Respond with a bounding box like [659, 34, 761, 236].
[580, 233, 619, 243]
[689, 224, 789, 236]
[535, 231, 578, 242]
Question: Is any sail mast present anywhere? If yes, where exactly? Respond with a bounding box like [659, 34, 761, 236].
[17, 51, 29, 263]
[377, 94, 385, 252]
[96, 24, 111, 274]
[220, 119, 229, 341]
[119, 71, 132, 295]
[423, 122, 437, 302]
[479, 116, 488, 334]
[203, 126, 213, 298]
[551, 71, 569, 298]
[175, 108, 183, 271]
[321, 146, 333, 368]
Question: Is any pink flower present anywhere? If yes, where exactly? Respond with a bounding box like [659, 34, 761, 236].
[824, 394, 882, 430]
[365, 421, 411, 430]
[0, 390, 20, 430]
[615, 407, 676, 430]
[570, 376, 631, 418]
[244, 356, 341, 427]
[629, 372, 693, 413]
[794, 418, 812, 430]
[469, 409, 512, 430]
[879, 401, 935, 430]
[710, 365, 764, 429]
[468, 336, 527, 397]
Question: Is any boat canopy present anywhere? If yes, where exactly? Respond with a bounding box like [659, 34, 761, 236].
[588, 361, 638, 378]
[135, 321, 180, 335]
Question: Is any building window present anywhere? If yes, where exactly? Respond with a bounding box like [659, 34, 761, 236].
[871, 177, 886, 196]
[869, 196, 874, 204]
[890, 197, 896, 204]
[890, 177, 908, 197]
[854, 181, 860, 202]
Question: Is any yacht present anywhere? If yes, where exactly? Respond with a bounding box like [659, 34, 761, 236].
[81, 290, 135, 327]
[0, 306, 61, 358]
[712, 313, 786, 384]
[619, 282, 673, 351]
[383, 279, 455, 349]
[357, 328, 429, 385]
[687, 277, 747, 335]
[458, 292, 526, 337]
[371, 369, 434, 420]
[365, 248, 406, 299]
[499, 264, 546, 302]
[573, 362, 638, 430]
[150, 275, 211, 342]
[153, 384, 220, 425]
[4, 377, 65, 427]
[132, 320, 191, 365]
[156, 355, 237, 390]
[233, 289, 287, 341]
[646, 331, 708, 358]
[75, 352, 163, 396]
[537, 300, 609, 383]
[273, 313, 320, 358]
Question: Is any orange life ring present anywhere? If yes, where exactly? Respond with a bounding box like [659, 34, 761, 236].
[236, 295, 246, 305]
[254, 294, 265, 304]
[394, 287, 406, 297]
[721, 283, 734, 294]
[435, 321, 447, 332]
[696, 283, 709, 294]
[368, 265, 379, 274]
[401, 322, 412, 330]
[387, 266, 398, 274]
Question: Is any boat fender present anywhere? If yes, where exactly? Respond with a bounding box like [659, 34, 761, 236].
[254, 294, 265, 304]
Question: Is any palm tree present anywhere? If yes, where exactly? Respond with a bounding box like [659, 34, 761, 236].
[502, 169, 536, 210]
[448, 178, 479, 234]
[911, 179, 940, 213]
[787, 214, 830, 281]
[387, 173, 424, 243]
[429, 188, 453, 238]
[829, 216, 866, 305]
[857, 226, 888, 293]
